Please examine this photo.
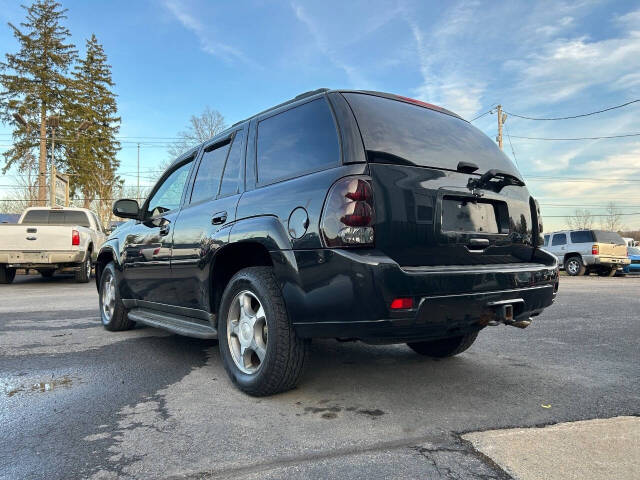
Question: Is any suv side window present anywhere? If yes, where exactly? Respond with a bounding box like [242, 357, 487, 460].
[191, 142, 231, 204]
[570, 230, 593, 243]
[219, 130, 245, 197]
[147, 159, 194, 217]
[552, 233, 567, 246]
[544, 234, 549, 246]
[256, 97, 339, 185]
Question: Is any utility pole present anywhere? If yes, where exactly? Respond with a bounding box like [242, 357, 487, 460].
[496, 105, 507, 150]
[48, 116, 60, 207]
[137, 143, 140, 201]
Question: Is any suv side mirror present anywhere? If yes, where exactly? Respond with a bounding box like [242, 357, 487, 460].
[113, 199, 140, 219]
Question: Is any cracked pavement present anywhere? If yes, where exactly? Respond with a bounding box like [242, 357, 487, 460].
[1, 273, 638, 479]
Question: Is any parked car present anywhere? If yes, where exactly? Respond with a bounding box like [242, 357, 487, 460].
[543, 229, 630, 276]
[622, 237, 638, 247]
[622, 246, 640, 274]
[0, 207, 106, 283]
[97, 89, 558, 396]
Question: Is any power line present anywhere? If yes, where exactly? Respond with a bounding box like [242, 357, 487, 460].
[510, 133, 640, 141]
[503, 122, 519, 168]
[504, 99, 640, 121]
[545, 212, 640, 217]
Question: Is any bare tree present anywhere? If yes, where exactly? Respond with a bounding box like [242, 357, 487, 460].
[600, 202, 624, 232]
[566, 208, 594, 230]
[167, 106, 227, 160]
[0, 159, 39, 213]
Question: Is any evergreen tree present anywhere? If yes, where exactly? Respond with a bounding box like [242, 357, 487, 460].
[66, 34, 121, 208]
[0, 0, 76, 205]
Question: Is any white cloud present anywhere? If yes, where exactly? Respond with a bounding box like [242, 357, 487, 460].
[290, 2, 373, 88]
[163, 0, 254, 66]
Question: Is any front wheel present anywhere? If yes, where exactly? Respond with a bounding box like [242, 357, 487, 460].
[407, 332, 479, 358]
[0, 266, 16, 284]
[218, 267, 308, 396]
[99, 262, 135, 331]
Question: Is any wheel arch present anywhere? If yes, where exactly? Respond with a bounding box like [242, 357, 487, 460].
[95, 243, 120, 291]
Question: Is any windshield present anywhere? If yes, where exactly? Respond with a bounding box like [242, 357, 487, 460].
[343, 92, 521, 176]
[593, 230, 625, 244]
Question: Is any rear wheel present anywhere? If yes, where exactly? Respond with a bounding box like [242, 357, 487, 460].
[99, 262, 135, 331]
[407, 332, 479, 358]
[0, 266, 16, 284]
[598, 267, 617, 277]
[75, 253, 92, 283]
[564, 256, 585, 276]
[218, 267, 308, 396]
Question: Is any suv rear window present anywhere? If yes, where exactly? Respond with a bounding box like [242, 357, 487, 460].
[343, 93, 520, 175]
[257, 98, 339, 185]
[593, 230, 625, 244]
[21, 209, 91, 227]
[570, 231, 594, 243]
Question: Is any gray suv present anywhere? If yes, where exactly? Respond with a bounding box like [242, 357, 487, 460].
[544, 230, 629, 276]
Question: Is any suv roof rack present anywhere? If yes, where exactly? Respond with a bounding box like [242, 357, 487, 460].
[231, 88, 330, 128]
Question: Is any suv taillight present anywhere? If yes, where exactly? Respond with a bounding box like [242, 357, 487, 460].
[592, 244, 599, 255]
[321, 176, 375, 247]
[72, 229, 80, 246]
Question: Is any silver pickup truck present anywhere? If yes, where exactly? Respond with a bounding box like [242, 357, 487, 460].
[0, 207, 106, 284]
[544, 229, 630, 276]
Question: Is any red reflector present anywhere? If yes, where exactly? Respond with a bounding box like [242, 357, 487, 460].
[72, 229, 80, 246]
[390, 297, 413, 310]
[592, 244, 599, 255]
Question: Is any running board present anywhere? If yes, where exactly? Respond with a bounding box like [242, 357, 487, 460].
[127, 308, 217, 339]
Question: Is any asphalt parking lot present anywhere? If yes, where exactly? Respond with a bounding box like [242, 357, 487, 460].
[1, 273, 639, 479]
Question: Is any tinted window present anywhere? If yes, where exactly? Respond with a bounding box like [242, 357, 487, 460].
[544, 234, 549, 246]
[147, 160, 193, 216]
[257, 98, 339, 184]
[343, 93, 520, 176]
[191, 142, 230, 204]
[219, 130, 244, 197]
[21, 210, 50, 224]
[21, 209, 91, 227]
[593, 230, 625, 244]
[552, 234, 567, 246]
[570, 231, 593, 243]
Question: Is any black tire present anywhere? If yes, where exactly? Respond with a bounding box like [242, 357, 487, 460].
[40, 270, 55, 278]
[218, 266, 308, 396]
[564, 256, 586, 276]
[99, 262, 135, 331]
[75, 253, 92, 283]
[598, 267, 617, 277]
[407, 331, 479, 358]
[0, 266, 16, 284]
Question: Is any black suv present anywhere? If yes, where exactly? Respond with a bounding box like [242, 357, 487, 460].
[97, 89, 558, 396]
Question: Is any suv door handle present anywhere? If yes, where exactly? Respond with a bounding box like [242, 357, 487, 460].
[159, 223, 170, 236]
[212, 211, 228, 225]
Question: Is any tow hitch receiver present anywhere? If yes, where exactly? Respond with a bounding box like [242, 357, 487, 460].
[487, 298, 530, 328]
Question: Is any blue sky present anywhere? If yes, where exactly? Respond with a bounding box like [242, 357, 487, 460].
[1, 0, 639, 229]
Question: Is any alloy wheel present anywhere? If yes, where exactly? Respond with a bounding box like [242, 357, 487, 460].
[567, 260, 579, 275]
[101, 273, 116, 322]
[227, 290, 268, 374]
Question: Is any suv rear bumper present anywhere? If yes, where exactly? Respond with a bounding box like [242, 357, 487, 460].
[274, 248, 559, 342]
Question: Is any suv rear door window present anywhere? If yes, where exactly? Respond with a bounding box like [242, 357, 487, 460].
[191, 142, 230, 204]
[219, 130, 244, 197]
[570, 231, 593, 243]
[343, 93, 519, 175]
[257, 98, 339, 185]
[552, 233, 567, 246]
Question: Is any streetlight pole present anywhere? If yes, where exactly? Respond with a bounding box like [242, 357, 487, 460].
[48, 116, 60, 207]
[137, 143, 140, 201]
